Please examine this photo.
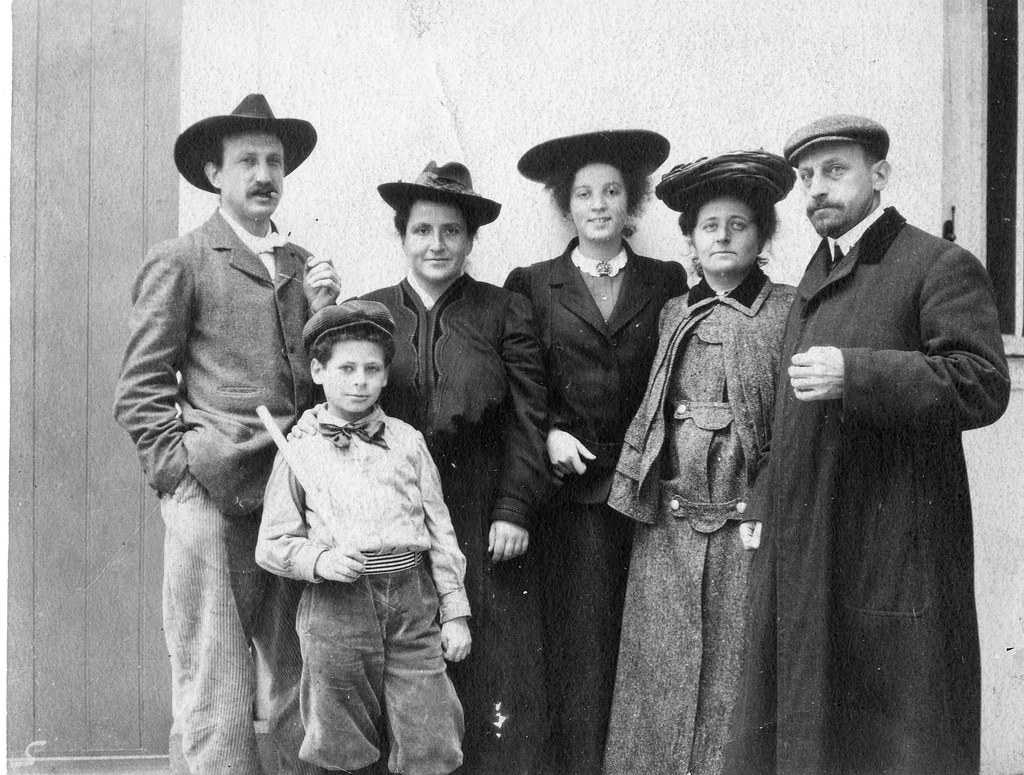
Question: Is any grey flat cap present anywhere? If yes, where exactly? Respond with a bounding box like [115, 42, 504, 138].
[303, 298, 395, 353]
[783, 114, 889, 166]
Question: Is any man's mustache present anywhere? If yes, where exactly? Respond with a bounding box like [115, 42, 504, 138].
[249, 184, 278, 197]
[808, 201, 842, 214]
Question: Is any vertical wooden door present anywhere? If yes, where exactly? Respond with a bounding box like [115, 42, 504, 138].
[9, 0, 182, 757]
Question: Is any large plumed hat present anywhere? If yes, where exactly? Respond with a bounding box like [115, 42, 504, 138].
[174, 94, 318, 193]
[377, 161, 502, 226]
[656, 150, 795, 214]
[303, 299, 396, 354]
[783, 114, 889, 166]
[517, 130, 670, 182]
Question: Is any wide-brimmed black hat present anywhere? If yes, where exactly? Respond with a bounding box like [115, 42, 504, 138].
[655, 150, 796, 214]
[517, 130, 670, 182]
[377, 161, 502, 226]
[303, 298, 396, 353]
[174, 94, 317, 193]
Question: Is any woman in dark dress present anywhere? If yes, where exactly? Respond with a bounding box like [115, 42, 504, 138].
[362, 161, 551, 774]
[602, 152, 796, 775]
[504, 131, 688, 775]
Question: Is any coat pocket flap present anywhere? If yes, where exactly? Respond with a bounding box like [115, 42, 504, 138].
[675, 402, 733, 430]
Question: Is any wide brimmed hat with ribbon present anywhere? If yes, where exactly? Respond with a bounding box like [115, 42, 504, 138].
[517, 129, 670, 182]
[655, 150, 795, 214]
[377, 161, 502, 226]
[174, 93, 317, 193]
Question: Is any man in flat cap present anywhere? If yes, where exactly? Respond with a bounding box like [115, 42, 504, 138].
[115, 94, 339, 774]
[723, 115, 1010, 774]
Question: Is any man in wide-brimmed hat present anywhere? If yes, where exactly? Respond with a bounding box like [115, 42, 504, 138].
[115, 94, 339, 774]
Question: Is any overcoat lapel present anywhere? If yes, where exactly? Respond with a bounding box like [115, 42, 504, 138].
[797, 207, 907, 305]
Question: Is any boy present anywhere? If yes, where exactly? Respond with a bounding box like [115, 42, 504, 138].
[256, 299, 471, 775]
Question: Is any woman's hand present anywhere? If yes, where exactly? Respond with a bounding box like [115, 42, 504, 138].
[313, 547, 367, 582]
[489, 521, 529, 562]
[289, 403, 325, 440]
[546, 428, 596, 481]
[441, 617, 472, 662]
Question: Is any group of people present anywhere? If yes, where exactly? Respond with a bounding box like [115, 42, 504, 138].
[114, 94, 1010, 775]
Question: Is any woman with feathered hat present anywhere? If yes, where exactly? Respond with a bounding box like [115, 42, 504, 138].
[368, 161, 550, 774]
[601, 151, 796, 775]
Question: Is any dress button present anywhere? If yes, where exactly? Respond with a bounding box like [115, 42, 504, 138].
[669, 498, 680, 510]
[677, 403, 687, 413]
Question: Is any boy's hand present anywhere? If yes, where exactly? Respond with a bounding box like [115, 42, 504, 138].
[303, 255, 341, 313]
[441, 617, 471, 663]
[314, 547, 367, 582]
[489, 521, 529, 562]
[289, 403, 325, 441]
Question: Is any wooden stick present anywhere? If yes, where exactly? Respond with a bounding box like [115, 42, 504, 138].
[256, 405, 323, 499]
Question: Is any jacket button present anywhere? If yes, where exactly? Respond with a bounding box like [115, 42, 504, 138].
[677, 403, 687, 413]
[669, 498, 680, 511]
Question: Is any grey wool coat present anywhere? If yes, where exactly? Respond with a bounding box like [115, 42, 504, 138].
[609, 274, 795, 524]
[723, 208, 1010, 775]
[604, 271, 795, 775]
[114, 210, 316, 516]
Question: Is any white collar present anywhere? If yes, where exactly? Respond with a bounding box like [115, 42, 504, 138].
[829, 205, 885, 257]
[571, 246, 628, 278]
[405, 272, 464, 311]
[220, 208, 287, 255]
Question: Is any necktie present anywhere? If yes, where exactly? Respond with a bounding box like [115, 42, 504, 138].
[319, 419, 389, 451]
[252, 230, 288, 255]
[831, 244, 844, 270]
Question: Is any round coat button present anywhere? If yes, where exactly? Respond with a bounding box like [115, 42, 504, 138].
[669, 499, 680, 510]
[677, 403, 687, 413]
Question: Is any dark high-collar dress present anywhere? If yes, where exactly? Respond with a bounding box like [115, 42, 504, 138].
[505, 239, 688, 775]
[363, 273, 550, 775]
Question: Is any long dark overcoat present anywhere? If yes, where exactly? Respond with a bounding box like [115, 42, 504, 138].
[724, 208, 1010, 775]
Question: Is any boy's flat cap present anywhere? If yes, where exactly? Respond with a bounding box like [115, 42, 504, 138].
[303, 298, 395, 352]
[783, 114, 889, 166]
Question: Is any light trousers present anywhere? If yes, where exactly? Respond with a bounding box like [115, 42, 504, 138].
[161, 471, 320, 775]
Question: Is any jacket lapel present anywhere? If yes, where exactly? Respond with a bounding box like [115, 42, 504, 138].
[551, 241, 609, 338]
[206, 210, 276, 286]
[274, 247, 303, 290]
[798, 207, 907, 305]
[607, 244, 653, 336]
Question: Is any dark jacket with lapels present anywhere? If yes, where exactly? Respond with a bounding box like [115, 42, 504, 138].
[505, 238, 688, 500]
[725, 207, 1010, 775]
[114, 209, 316, 516]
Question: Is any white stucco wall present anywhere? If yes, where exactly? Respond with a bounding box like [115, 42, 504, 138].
[177, 3, 1023, 772]
[178, 0, 944, 295]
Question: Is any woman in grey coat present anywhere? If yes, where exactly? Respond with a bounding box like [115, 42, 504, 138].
[602, 151, 795, 775]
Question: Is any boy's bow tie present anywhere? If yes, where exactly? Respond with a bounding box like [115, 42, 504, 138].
[319, 419, 389, 451]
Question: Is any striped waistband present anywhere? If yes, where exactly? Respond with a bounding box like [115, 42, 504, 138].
[362, 551, 422, 575]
